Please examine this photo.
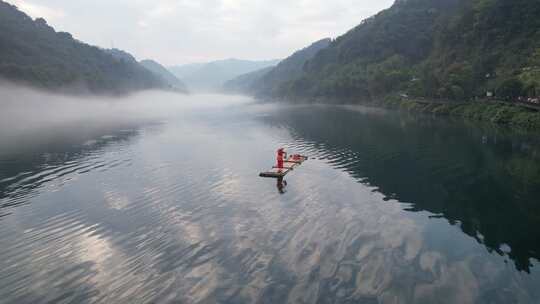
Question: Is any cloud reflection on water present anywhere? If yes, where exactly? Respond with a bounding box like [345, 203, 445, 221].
[1, 94, 540, 303]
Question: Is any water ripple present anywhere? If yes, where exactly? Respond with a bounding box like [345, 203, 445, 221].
[1, 104, 540, 303]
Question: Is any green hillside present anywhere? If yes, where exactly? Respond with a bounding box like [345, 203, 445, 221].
[0, 1, 168, 94]
[269, 0, 540, 102]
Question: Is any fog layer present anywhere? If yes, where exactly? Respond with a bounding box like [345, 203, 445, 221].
[0, 82, 252, 155]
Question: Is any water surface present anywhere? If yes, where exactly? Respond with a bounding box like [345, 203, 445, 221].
[1, 93, 540, 304]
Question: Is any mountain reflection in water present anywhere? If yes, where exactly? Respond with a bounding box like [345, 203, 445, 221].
[261, 105, 540, 273]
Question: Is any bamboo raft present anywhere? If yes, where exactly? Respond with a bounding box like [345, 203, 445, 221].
[259, 155, 308, 178]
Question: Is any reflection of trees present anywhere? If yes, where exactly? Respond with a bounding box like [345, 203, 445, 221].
[262, 106, 540, 272]
[0, 128, 140, 213]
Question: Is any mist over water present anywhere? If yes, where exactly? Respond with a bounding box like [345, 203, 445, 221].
[1, 87, 540, 303]
[0, 83, 252, 155]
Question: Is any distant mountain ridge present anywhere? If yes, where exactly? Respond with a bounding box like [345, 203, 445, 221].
[224, 38, 331, 96]
[169, 58, 280, 92]
[140, 60, 188, 93]
[0, 1, 178, 95]
[223, 66, 274, 94]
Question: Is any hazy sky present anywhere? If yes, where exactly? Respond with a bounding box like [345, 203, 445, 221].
[9, 0, 394, 66]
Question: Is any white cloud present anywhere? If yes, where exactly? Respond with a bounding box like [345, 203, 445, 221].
[7, 0, 394, 65]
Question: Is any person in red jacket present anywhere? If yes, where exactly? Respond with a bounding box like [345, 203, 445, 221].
[276, 147, 287, 170]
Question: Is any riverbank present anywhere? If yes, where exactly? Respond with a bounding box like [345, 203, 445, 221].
[378, 96, 540, 130]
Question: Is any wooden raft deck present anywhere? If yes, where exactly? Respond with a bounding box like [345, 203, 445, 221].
[259, 156, 308, 178]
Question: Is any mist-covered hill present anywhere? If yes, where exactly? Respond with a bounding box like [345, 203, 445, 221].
[169, 58, 280, 92]
[0, 1, 173, 94]
[224, 38, 331, 96]
[140, 60, 188, 93]
[240, 0, 540, 102]
[222, 66, 274, 94]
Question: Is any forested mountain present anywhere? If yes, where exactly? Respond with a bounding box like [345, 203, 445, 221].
[169, 58, 280, 92]
[253, 0, 540, 102]
[0, 1, 171, 94]
[140, 60, 188, 93]
[105, 48, 139, 63]
[225, 38, 331, 96]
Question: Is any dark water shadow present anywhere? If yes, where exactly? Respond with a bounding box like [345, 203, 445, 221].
[260, 105, 540, 273]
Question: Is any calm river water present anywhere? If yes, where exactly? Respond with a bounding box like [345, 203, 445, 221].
[1, 92, 540, 304]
